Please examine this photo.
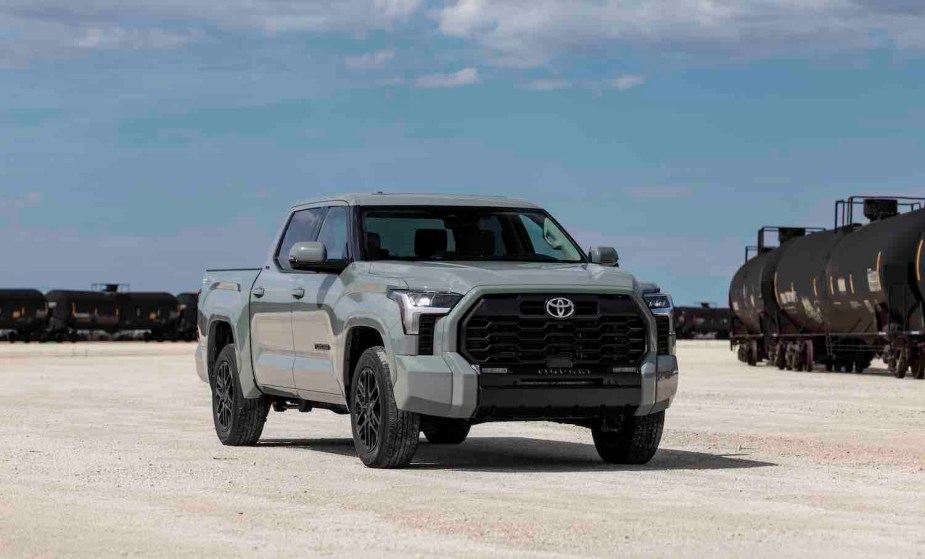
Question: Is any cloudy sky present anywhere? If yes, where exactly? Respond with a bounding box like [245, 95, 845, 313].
[2, 0, 925, 304]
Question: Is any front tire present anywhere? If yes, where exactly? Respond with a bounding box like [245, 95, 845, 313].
[422, 418, 471, 445]
[350, 347, 420, 468]
[591, 411, 664, 465]
[211, 344, 268, 446]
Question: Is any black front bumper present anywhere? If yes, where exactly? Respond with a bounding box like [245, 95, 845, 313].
[473, 370, 642, 420]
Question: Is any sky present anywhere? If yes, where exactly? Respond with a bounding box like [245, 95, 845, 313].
[2, 0, 925, 305]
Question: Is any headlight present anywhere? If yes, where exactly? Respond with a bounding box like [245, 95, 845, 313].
[388, 289, 463, 334]
[644, 294, 673, 314]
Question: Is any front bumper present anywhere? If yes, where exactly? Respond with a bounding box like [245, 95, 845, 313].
[388, 286, 679, 420]
[392, 350, 678, 419]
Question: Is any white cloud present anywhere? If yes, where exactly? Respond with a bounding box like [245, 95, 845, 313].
[75, 27, 199, 50]
[345, 49, 395, 70]
[523, 79, 571, 91]
[0, 0, 425, 65]
[414, 67, 480, 89]
[610, 74, 645, 91]
[435, 0, 925, 68]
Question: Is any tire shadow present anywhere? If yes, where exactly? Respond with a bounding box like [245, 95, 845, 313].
[258, 436, 776, 472]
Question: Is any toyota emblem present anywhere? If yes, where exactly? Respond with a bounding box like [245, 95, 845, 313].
[545, 297, 576, 319]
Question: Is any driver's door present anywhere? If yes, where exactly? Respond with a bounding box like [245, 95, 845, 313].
[292, 204, 350, 398]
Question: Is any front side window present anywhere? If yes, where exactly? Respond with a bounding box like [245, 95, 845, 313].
[360, 206, 586, 263]
[317, 206, 349, 260]
[277, 207, 325, 270]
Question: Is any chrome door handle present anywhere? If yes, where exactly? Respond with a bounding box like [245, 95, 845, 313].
[252, 287, 265, 298]
[291, 287, 305, 299]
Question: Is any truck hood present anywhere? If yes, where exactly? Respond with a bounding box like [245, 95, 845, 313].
[368, 261, 638, 295]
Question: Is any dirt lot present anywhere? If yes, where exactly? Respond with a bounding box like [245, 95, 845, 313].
[1, 341, 923, 558]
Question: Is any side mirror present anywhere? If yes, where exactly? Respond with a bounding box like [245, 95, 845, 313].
[289, 242, 327, 270]
[589, 246, 619, 267]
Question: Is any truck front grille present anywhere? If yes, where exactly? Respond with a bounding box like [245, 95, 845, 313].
[459, 294, 647, 370]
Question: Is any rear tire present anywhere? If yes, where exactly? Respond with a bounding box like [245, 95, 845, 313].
[211, 344, 268, 446]
[350, 346, 420, 468]
[591, 411, 664, 465]
[422, 418, 471, 444]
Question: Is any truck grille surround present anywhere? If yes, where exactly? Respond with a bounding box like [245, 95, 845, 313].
[459, 294, 648, 371]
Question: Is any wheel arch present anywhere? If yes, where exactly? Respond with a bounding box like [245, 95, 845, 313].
[341, 318, 393, 398]
[205, 314, 262, 399]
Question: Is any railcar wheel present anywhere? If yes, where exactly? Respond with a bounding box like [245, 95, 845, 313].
[803, 341, 814, 372]
[773, 345, 785, 370]
[893, 349, 909, 379]
[853, 355, 868, 374]
[911, 355, 925, 380]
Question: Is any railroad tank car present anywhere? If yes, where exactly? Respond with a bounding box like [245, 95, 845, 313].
[729, 227, 823, 364]
[45, 290, 120, 341]
[675, 304, 730, 340]
[0, 289, 48, 342]
[115, 292, 179, 341]
[821, 200, 925, 377]
[730, 196, 925, 378]
[175, 292, 199, 341]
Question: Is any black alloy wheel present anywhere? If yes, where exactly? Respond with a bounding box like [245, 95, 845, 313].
[353, 366, 382, 452]
[213, 360, 234, 433]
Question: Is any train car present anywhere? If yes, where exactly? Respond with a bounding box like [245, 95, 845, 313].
[675, 303, 731, 340]
[729, 227, 825, 364]
[175, 292, 199, 341]
[0, 289, 48, 342]
[45, 290, 120, 341]
[730, 196, 925, 377]
[115, 292, 180, 341]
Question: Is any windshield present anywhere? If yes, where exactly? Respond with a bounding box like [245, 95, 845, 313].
[360, 206, 586, 263]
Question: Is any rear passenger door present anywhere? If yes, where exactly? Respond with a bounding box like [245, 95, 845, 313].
[292, 204, 350, 398]
[250, 207, 325, 390]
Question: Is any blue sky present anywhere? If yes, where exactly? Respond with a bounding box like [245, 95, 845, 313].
[2, 1, 925, 305]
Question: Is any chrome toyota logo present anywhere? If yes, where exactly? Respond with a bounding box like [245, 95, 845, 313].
[545, 297, 576, 319]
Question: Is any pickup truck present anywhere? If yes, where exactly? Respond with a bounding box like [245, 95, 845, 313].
[196, 193, 678, 468]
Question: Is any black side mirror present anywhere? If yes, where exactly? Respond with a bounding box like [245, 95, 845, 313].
[589, 246, 619, 267]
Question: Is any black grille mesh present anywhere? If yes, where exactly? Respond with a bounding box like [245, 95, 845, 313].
[460, 294, 647, 368]
[417, 315, 438, 355]
[655, 315, 671, 355]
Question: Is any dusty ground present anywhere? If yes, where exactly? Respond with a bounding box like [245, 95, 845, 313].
[1, 341, 923, 558]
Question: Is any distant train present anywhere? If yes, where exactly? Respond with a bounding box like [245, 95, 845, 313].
[0, 285, 199, 342]
[675, 303, 731, 340]
[730, 196, 925, 378]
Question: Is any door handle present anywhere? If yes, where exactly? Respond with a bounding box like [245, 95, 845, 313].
[252, 287, 265, 298]
[291, 287, 305, 299]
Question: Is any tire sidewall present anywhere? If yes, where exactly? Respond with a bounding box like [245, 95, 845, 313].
[211, 345, 241, 443]
[350, 348, 391, 465]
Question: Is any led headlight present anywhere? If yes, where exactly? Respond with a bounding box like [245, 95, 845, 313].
[644, 293, 673, 314]
[388, 289, 463, 334]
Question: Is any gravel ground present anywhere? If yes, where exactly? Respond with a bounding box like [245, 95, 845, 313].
[1, 341, 923, 558]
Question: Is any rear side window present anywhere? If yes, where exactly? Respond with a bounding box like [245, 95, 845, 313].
[277, 208, 325, 270]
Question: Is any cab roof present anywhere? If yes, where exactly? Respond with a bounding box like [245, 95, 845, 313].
[293, 192, 541, 209]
